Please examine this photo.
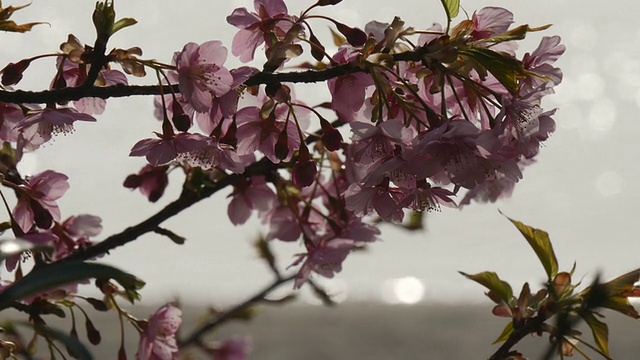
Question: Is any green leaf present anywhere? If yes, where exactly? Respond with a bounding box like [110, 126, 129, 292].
[440, 0, 460, 24]
[459, 271, 513, 304]
[493, 321, 514, 344]
[111, 17, 137, 35]
[0, 262, 144, 310]
[480, 24, 553, 44]
[580, 311, 609, 356]
[503, 214, 558, 280]
[459, 48, 527, 94]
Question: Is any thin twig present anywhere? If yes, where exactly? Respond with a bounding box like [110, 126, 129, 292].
[177, 274, 296, 348]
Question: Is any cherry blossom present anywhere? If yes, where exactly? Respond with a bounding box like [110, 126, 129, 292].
[137, 304, 182, 360]
[12, 170, 70, 232]
[292, 238, 355, 288]
[129, 132, 210, 166]
[227, 176, 277, 225]
[123, 165, 170, 202]
[176, 41, 234, 113]
[15, 107, 96, 151]
[206, 336, 253, 360]
[226, 0, 296, 63]
[327, 48, 374, 123]
[0, 102, 24, 142]
[235, 104, 305, 163]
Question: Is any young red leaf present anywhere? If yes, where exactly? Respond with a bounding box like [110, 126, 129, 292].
[583, 268, 640, 319]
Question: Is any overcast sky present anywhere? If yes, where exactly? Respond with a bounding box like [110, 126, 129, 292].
[3, 0, 640, 305]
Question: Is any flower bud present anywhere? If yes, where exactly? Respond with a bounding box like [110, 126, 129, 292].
[275, 129, 290, 161]
[317, 0, 343, 5]
[1, 59, 31, 86]
[171, 101, 190, 132]
[292, 145, 317, 188]
[93, 1, 116, 40]
[336, 22, 367, 47]
[320, 118, 343, 151]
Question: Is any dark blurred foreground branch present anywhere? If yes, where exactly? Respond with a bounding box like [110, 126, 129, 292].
[488, 316, 545, 360]
[178, 274, 296, 348]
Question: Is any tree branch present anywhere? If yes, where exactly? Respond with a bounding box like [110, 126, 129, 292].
[488, 316, 545, 360]
[0, 48, 431, 104]
[57, 158, 278, 264]
[177, 274, 296, 348]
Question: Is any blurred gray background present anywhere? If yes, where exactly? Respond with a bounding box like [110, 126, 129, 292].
[2, 0, 640, 358]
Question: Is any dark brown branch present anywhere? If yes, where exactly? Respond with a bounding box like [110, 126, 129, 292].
[0, 48, 431, 104]
[489, 316, 546, 360]
[177, 274, 296, 348]
[58, 158, 278, 264]
[0, 84, 180, 104]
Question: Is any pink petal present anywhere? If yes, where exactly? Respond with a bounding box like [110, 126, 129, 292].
[13, 198, 34, 232]
[226, 7, 259, 28]
[256, 0, 288, 17]
[227, 196, 252, 225]
[232, 29, 263, 63]
[198, 40, 228, 67]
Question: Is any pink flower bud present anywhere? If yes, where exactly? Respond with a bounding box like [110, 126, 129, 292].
[1, 59, 31, 86]
[336, 22, 367, 47]
[292, 145, 317, 188]
[320, 118, 343, 151]
[275, 129, 290, 161]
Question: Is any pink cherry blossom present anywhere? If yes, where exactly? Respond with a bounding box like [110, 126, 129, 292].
[263, 205, 301, 242]
[197, 66, 258, 134]
[235, 105, 304, 163]
[397, 183, 457, 212]
[227, 176, 277, 225]
[292, 238, 355, 289]
[226, 0, 296, 63]
[206, 336, 253, 360]
[177, 135, 251, 174]
[136, 304, 182, 360]
[471, 7, 514, 39]
[470, 7, 517, 55]
[12, 170, 70, 232]
[176, 41, 233, 113]
[522, 36, 565, 91]
[54, 39, 128, 115]
[129, 132, 210, 166]
[124, 165, 170, 202]
[343, 181, 405, 223]
[15, 107, 96, 151]
[48, 214, 103, 261]
[0, 102, 24, 142]
[327, 48, 374, 123]
[459, 175, 516, 207]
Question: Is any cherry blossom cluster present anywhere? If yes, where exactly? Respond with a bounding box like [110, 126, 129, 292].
[0, 0, 564, 358]
[125, 1, 564, 289]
